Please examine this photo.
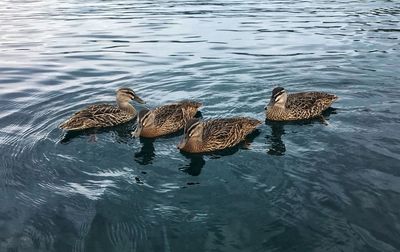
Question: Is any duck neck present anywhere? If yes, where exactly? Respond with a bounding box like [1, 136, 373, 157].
[273, 102, 286, 110]
[267, 104, 286, 119]
[181, 134, 201, 153]
[267, 101, 286, 113]
[117, 101, 136, 115]
[185, 141, 202, 153]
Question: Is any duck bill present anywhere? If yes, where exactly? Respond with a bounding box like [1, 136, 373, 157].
[133, 125, 142, 138]
[133, 94, 145, 104]
[177, 136, 187, 150]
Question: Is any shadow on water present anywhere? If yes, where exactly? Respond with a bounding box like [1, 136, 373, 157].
[179, 129, 261, 176]
[265, 107, 337, 156]
[179, 152, 205, 176]
[134, 137, 156, 165]
[265, 122, 286, 156]
[59, 121, 136, 144]
[133, 129, 185, 165]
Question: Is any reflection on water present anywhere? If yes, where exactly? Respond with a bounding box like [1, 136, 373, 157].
[179, 153, 205, 176]
[133, 129, 186, 165]
[266, 122, 286, 156]
[265, 107, 338, 156]
[134, 137, 156, 165]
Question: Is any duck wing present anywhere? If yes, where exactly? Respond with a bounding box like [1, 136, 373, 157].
[152, 101, 202, 133]
[287, 92, 337, 112]
[203, 118, 261, 150]
[59, 104, 131, 130]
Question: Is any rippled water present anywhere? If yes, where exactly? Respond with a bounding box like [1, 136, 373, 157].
[1, 0, 400, 251]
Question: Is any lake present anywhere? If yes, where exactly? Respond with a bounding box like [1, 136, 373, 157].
[0, 0, 399, 251]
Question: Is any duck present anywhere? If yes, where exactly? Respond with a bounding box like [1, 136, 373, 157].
[132, 100, 202, 138]
[177, 117, 261, 153]
[59, 87, 145, 131]
[265, 87, 338, 121]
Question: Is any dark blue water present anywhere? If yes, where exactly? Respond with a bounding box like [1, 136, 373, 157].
[1, 0, 400, 251]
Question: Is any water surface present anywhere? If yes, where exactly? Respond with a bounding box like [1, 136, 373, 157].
[1, 0, 400, 251]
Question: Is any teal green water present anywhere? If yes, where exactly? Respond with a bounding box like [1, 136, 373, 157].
[1, 1, 400, 251]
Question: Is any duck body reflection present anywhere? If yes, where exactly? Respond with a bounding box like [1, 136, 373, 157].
[265, 107, 338, 156]
[133, 128, 189, 166]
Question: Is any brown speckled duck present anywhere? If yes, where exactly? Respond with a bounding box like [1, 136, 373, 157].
[59, 88, 145, 131]
[177, 117, 261, 153]
[265, 87, 338, 121]
[132, 100, 202, 138]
